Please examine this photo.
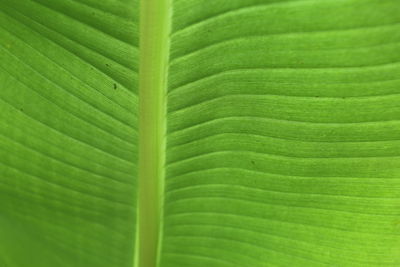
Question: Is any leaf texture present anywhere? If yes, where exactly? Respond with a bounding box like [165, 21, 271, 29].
[161, 0, 400, 266]
[1, 0, 400, 267]
[0, 0, 138, 266]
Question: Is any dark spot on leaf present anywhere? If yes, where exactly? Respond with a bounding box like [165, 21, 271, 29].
[20, 108, 23, 112]
[113, 83, 117, 90]
[106, 63, 110, 67]
[251, 160, 255, 165]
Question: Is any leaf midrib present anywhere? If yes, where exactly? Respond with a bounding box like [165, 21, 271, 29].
[136, 0, 171, 267]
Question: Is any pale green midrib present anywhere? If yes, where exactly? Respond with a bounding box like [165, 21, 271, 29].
[136, 0, 171, 267]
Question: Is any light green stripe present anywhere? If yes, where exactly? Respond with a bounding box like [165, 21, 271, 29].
[137, 0, 170, 266]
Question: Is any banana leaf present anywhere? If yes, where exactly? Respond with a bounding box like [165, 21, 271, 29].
[0, 0, 399, 266]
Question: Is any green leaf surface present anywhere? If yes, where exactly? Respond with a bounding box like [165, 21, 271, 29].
[0, 0, 139, 266]
[1, 0, 400, 266]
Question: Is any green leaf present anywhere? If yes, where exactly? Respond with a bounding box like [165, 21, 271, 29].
[0, 0, 139, 266]
[1, 0, 400, 267]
